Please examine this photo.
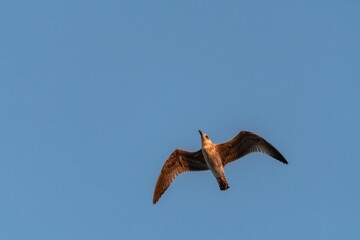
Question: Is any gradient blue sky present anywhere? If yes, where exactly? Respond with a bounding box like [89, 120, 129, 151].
[1, 1, 360, 239]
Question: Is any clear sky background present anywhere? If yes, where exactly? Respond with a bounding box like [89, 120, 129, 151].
[1, 1, 360, 239]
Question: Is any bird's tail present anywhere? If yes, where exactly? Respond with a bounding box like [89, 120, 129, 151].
[217, 176, 229, 191]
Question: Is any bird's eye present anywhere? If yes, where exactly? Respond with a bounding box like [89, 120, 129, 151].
[205, 135, 209, 139]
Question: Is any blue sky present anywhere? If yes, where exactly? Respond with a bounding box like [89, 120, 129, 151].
[1, 0, 359, 239]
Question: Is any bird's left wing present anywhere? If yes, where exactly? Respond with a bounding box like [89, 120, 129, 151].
[217, 131, 288, 166]
[153, 149, 208, 204]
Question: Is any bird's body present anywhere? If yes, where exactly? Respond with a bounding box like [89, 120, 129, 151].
[153, 130, 288, 204]
[200, 132, 229, 190]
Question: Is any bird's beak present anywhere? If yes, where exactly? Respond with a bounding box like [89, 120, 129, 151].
[198, 130, 203, 135]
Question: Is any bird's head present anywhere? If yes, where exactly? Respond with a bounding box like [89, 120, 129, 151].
[198, 130, 212, 146]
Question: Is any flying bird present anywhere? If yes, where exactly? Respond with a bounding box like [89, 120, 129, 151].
[153, 130, 288, 204]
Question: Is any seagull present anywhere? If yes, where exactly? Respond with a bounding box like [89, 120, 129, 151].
[153, 130, 288, 204]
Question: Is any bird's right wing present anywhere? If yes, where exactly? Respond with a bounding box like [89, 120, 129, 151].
[153, 149, 208, 204]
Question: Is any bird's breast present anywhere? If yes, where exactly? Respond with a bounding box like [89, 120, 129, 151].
[202, 146, 223, 176]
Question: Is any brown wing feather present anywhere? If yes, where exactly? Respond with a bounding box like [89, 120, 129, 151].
[217, 131, 288, 166]
[153, 149, 208, 204]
